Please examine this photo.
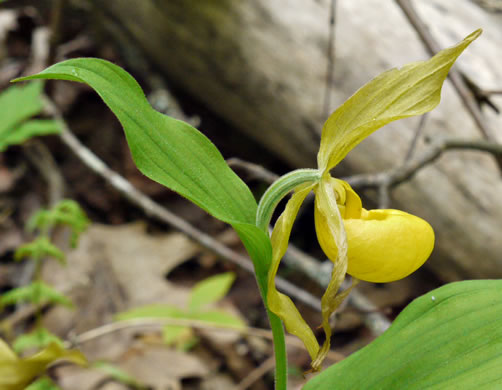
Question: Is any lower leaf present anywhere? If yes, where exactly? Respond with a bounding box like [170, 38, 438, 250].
[303, 280, 502, 389]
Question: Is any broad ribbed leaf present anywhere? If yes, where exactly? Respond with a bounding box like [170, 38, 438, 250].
[318, 29, 481, 171]
[14, 59, 257, 225]
[303, 280, 502, 390]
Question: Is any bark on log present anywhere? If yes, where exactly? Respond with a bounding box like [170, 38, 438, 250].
[89, 0, 502, 281]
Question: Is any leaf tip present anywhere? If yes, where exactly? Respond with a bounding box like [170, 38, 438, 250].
[469, 28, 483, 41]
[10, 75, 33, 84]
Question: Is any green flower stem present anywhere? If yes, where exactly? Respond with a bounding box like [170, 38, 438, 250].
[255, 168, 321, 390]
[268, 309, 288, 390]
[256, 168, 321, 231]
[253, 269, 287, 390]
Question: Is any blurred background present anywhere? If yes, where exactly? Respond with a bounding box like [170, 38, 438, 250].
[0, 0, 501, 389]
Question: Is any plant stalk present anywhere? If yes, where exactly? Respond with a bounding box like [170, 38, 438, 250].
[255, 168, 321, 389]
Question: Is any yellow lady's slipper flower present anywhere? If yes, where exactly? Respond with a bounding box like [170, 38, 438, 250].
[315, 176, 435, 283]
[263, 29, 481, 371]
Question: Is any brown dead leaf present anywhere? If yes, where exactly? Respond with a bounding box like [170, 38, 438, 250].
[41, 222, 202, 361]
[39, 223, 249, 389]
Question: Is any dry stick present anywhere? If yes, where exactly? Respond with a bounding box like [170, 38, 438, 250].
[346, 137, 502, 190]
[403, 114, 428, 163]
[482, 89, 502, 96]
[65, 317, 344, 363]
[227, 158, 279, 184]
[378, 114, 429, 209]
[22, 140, 65, 207]
[394, 0, 502, 163]
[377, 180, 391, 210]
[43, 98, 322, 313]
[236, 355, 276, 390]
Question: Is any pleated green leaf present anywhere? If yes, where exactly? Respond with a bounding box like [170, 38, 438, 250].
[13, 58, 257, 226]
[303, 280, 502, 390]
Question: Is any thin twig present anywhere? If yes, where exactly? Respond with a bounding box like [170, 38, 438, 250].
[22, 140, 65, 206]
[65, 317, 344, 362]
[346, 136, 502, 189]
[227, 158, 279, 183]
[235, 355, 276, 390]
[403, 114, 428, 163]
[42, 97, 322, 313]
[461, 73, 500, 114]
[377, 179, 391, 209]
[481, 89, 502, 96]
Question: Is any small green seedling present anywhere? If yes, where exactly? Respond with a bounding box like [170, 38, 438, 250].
[0, 82, 60, 151]
[0, 200, 89, 389]
[117, 272, 245, 350]
[1, 199, 89, 353]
